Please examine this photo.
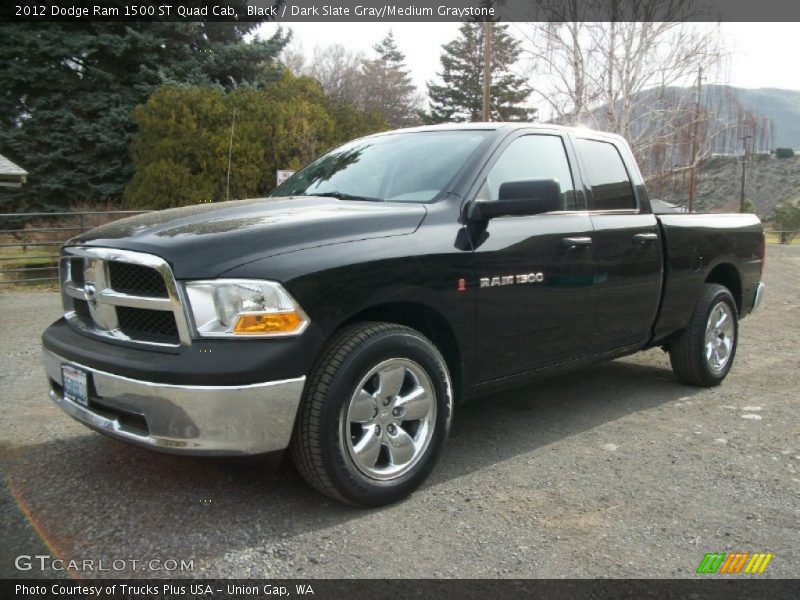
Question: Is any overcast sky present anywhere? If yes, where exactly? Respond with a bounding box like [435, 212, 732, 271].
[258, 21, 800, 118]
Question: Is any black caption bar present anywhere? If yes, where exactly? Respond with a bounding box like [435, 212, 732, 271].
[2, 0, 800, 22]
[4, 579, 800, 600]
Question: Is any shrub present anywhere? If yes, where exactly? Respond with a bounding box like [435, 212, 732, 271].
[124, 74, 387, 210]
[773, 202, 800, 244]
[775, 147, 795, 159]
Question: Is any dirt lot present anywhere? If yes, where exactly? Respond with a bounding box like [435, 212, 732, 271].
[1, 246, 797, 579]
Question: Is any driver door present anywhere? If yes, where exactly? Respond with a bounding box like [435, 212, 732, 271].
[473, 133, 597, 382]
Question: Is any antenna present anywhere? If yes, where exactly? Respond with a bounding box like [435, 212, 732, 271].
[226, 108, 236, 202]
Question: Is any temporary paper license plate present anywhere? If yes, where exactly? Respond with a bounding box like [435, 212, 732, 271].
[61, 364, 89, 407]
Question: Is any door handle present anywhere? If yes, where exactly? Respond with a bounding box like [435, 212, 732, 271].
[561, 236, 593, 250]
[633, 232, 659, 244]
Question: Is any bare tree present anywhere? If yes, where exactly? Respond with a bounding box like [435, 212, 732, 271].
[306, 44, 366, 107]
[519, 0, 726, 176]
[292, 35, 422, 129]
[516, 12, 598, 123]
[280, 37, 307, 75]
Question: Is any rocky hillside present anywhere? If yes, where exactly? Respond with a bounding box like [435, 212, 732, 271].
[650, 153, 800, 216]
[635, 85, 800, 149]
[718, 87, 800, 149]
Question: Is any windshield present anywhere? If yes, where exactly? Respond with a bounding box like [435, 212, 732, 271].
[271, 130, 491, 203]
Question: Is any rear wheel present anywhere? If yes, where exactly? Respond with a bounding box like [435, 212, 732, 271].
[669, 284, 738, 387]
[291, 322, 453, 506]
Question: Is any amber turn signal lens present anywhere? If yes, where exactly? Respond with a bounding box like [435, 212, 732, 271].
[233, 312, 303, 335]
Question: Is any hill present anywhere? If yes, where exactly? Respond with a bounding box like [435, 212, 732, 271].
[651, 153, 800, 216]
[715, 86, 800, 149]
[648, 85, 800, 149]
[624, 85, 800, 214]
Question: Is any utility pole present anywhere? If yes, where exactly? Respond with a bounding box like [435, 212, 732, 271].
[739, 129, 752, 213]
[482, 20, 492, 122]
[687, 65, 703, 213]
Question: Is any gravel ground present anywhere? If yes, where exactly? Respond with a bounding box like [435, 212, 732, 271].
[1, 246, 797, 579]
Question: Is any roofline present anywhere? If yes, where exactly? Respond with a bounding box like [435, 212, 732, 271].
[0, 153, 29, 181]
[358, 122, 625, 142]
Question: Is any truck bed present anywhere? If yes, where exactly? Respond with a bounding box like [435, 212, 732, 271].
[652, 213, 764, 344]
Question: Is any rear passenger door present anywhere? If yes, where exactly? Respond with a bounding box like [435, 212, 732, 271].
[572, 136, 663, 352]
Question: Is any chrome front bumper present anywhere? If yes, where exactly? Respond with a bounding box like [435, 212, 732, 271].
[43, 349, 306, 456]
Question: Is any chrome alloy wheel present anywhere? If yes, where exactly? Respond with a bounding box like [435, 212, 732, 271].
[341, 358, 437, 481]
[705, 301, 735, 373]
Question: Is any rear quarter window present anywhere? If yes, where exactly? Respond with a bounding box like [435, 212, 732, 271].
[574, 138, 637, 211]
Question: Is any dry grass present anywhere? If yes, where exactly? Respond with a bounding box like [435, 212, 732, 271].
[765, 231, 800, 246]
[0, 201, 145, 247]
[0, 202, 148, 287]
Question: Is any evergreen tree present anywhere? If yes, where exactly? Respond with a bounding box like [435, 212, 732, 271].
[426, 22, 534, 123]
[0, 16, 287, 211]
[361, 31, 420, 128]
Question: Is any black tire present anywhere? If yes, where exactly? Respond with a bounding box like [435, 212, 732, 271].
[669, 283, 739, 387]
[290, 322, 453, 507]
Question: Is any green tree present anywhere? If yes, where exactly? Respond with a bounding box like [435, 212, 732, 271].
[361, 31, 420, 128]
[124, 72, 385, 210]
[123, 86, 228, 209]
[425, 22, 534, 123]
[772, 202, 800, 244]
[0, 16, 287, 211]
[325, 101, 387, 146]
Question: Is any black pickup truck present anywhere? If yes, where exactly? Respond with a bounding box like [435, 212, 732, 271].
[42, 123, 765, 506]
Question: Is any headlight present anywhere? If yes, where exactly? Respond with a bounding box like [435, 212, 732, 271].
[184, 279, 309, 337]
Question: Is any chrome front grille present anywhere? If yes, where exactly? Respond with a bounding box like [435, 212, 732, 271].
[108, 261, 168, 297]
[60, 247, 192, 348]
[116, 306, 180, 343]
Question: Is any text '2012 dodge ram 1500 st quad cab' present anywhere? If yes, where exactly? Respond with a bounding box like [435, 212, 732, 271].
[42, 123, 765, 506]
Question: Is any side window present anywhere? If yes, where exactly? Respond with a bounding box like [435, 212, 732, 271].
[477, 135, 577, 211]
[574, 138, 637, 211]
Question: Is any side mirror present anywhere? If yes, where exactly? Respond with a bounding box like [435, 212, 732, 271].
[467, 179, 562, 221]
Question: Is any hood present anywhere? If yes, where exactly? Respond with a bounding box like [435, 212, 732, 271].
[68, 197, 426, 278]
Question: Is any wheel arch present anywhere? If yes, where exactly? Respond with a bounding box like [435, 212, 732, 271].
[339, 302, 465, 402]
[705, 262, 743, 314]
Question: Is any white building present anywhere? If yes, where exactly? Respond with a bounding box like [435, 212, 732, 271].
[0, 153, 28, 188]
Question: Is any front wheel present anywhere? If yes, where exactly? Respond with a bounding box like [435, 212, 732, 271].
[290, 322, 453, 506]
[669, 283, 739, 387]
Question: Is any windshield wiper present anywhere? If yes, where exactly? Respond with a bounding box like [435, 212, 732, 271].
[310, 191, 385, 203]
